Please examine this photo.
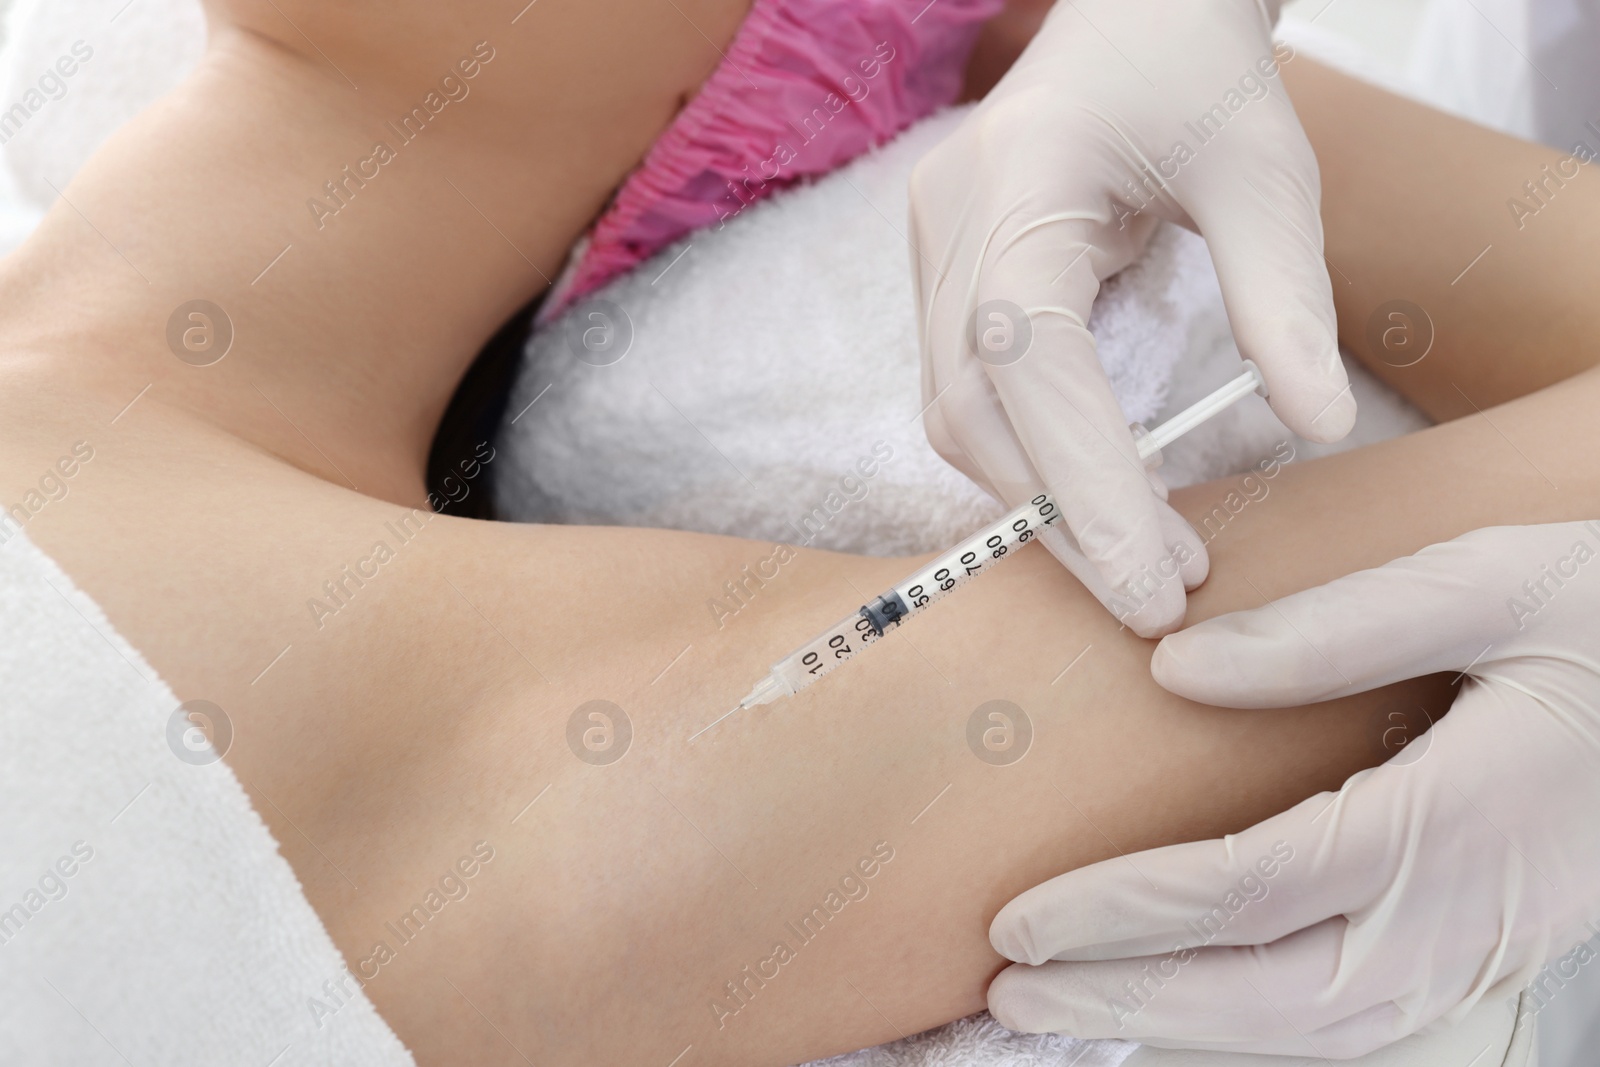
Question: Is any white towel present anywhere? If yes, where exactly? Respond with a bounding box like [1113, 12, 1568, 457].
[811, 1013, 1137, 1067]
[492, 87, 1429, 554]
[0, 531, 414, 1065]
[496, 106, 1222, 557]
[0, 0, 206, 251]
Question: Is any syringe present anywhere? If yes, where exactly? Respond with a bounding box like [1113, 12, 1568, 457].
[690, 360, 1268, 741]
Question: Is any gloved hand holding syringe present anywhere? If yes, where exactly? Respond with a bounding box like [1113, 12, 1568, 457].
[690, 360, 1268, 741]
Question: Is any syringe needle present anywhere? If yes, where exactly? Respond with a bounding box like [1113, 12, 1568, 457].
[687, 702, 746, 744]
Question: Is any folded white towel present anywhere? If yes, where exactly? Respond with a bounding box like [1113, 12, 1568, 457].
[812, 1012, 1137, 1067]
[492, 88, 1429, 552]
[496, 106, 1220, 558]
[0, 531, 414, 1065]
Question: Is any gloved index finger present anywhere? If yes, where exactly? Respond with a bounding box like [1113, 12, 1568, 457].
[1152, 528, 1550, 708]
[978, 219, 1193, 636]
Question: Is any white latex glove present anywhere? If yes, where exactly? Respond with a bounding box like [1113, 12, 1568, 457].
[909, 0, 1355, 637]
[987, 522, 1600, 1058]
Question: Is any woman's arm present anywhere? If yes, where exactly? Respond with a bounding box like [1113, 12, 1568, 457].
[0, 13, 1595, 1066]
[1285, 55, 1600, 415]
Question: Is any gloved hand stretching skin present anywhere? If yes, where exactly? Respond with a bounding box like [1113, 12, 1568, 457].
[986, 522, 1600, 1058]
[909, 0, 1353, 637]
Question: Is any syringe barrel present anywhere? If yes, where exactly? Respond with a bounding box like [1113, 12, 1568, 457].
[766, 605, 887, 697]
[888, 494, 1059, 617]
[762, 495, 1059, 700]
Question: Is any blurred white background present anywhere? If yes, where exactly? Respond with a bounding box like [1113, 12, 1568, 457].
[1284, 0, 1433, 73]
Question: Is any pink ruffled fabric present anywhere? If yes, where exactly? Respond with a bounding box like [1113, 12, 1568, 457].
[544, 0, 1004, 317]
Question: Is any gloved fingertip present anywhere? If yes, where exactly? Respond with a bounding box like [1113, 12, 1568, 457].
[1151, 626, 1265, 703]
[1126, 609, 1184, 640]
[1115, 586, 1187, 639]
[1179, 544, 1210, 591]
[1246, 316, 1356, 444]
[987, 964, 1059, 1034]
[989, 902, 1043, 965]
[1155, 503, 1208, 592]
[1297, 383, 1357, 445]
[1033, 512, 1190, 636]
[1150, 630, 1213, 697]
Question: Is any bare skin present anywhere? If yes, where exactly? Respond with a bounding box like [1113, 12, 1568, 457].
[0, 4, 1596, 1065]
